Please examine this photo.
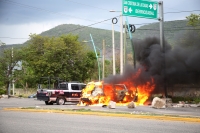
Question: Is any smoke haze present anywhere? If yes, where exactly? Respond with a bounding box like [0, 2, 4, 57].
[104, 30, 200, 93]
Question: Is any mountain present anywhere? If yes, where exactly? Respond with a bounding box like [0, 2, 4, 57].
[2, 19, 191, 56]
[132, 19, 190, 46]
[40, 24, 120, 50]
[39, 19, 190, 54]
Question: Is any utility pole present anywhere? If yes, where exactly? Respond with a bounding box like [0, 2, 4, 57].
[12, 46, 15, 96]
[124, 22, 127, 65]
[120, 12, 124, 75]
[102, 40, 105, 79]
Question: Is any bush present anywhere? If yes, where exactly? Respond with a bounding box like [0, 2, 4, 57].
[0, 89, 6, 95]
[10, 90, 13, 95]
[172, 96, 198, 104]
[18, 94, 23, 97]
[194, 97, 200, 104]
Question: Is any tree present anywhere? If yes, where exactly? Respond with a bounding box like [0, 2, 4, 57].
[104, 59, 112, 77]
[186, 13, 200, 27]
[22, 34, 97, 83]
[0, 43, 23, 95]
[14, 61, 37, 90]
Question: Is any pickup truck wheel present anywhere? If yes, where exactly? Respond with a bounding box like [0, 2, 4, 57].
[45, 101, 53, 105]
[49, 102, 53, 105]
[56, 97, 65, 105]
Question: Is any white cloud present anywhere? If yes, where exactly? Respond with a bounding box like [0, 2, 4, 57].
[0, 17, 101, 45]
[0, 21, 65, 44]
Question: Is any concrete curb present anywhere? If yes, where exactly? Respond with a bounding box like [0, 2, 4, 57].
[3, 108, 200, 123]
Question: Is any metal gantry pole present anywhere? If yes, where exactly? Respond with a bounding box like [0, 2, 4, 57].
[159, 1, 164, 50]
[126, 17, 136, 69]
[120, 12, 124, 75]
[159, 1, 167, 97]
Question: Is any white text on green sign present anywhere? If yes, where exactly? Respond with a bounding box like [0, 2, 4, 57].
[122, 0, 158, 19]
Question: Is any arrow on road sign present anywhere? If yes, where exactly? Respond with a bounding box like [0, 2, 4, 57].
[149, 4, 152, 9]
[129, 7, 132, 13]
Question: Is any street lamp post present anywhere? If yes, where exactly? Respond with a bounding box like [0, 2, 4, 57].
[110, 10, 124, 75]
[83, 34, 101, 81]
[112, 19, 116, 75]
[120, 11, 124, 75]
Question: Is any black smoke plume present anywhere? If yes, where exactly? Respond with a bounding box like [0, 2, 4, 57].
[104, 30, 200, 93]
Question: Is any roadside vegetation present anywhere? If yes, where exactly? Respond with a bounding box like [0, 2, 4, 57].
[0, 34, 115, 95]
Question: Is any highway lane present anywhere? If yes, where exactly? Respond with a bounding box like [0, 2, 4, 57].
[1, 98, 200, 117]
[0, 111, 200, 133]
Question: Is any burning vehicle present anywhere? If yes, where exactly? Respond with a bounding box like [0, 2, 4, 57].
[79, 68, 156, 106]
[79, 81, 139, 106]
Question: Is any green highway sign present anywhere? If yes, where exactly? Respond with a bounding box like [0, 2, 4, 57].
[122, 0, 158, 19]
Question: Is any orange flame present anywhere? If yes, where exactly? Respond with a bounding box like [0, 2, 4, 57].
[79, 69, 155, 106]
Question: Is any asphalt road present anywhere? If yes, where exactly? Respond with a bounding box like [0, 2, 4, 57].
[1, 98, 200, 133]
[1, 110, 200, 133]
[1, 97, 200, 117]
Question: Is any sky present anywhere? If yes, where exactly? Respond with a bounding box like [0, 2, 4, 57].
[0, 0, 200, 45]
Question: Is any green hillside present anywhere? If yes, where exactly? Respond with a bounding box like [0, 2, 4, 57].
[40, 20, 190, 51]
[40, 24, 120, 50]
[133, 19, 190, 46]
[1, 19, 190, 56]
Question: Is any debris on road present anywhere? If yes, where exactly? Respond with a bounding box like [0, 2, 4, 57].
[151, 97, 166, 109]
[108, 101, 116, 109]
[127, 101, 136, 108]
[172, 101, 200, 108]
[166, 98, 173, 107]
[102, 105, 107, 108]
[1, 95, 8, 99]
[190, 104, 200, 107]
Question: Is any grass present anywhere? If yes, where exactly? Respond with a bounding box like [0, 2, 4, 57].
[17, 107, 200, 118]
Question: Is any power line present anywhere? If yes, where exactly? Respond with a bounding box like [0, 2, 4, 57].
[164, 7, 182, 12]
[0, 37, 29, 39]
[2, 0, 199, 30]
[1, 0, 200, 38]
[1, 23, 199, 40]
[137, 29, 200, 31]
[1, 0, 113, 27]
[165, 10, 200, 14]
[65, 0, 200, 15]
[0, 16, 119, 40]
[66, 18, 199, 33]
[68, 16, 120, 33]
[2, 0, 200, 34]
[1, 28, 199, 40]
[1, 0, 98, 23]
